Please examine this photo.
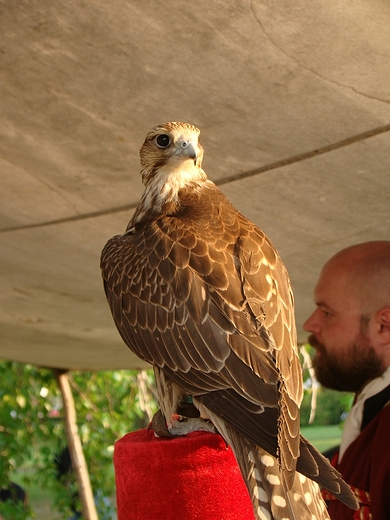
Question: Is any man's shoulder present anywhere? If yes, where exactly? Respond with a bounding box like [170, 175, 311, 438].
[358, 400, 390, 453]
[374, 400, 390, 432]
[376, 400, 390, 420]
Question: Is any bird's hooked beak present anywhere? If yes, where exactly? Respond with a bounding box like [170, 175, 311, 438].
[174, 138, 199, 165]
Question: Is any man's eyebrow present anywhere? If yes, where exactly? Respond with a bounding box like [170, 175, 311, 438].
[316, 301, 340, 315]
[314, 300, 333, 310]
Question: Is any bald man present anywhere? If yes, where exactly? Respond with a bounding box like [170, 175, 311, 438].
[304, 241, 390, 520]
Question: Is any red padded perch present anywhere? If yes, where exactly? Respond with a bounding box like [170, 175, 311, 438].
[114, 428, 255, 520]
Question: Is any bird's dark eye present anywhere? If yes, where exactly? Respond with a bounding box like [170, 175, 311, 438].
[155, 134, 171, 148]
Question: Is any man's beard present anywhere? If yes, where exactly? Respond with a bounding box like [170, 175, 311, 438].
[308, 326, 384, 393]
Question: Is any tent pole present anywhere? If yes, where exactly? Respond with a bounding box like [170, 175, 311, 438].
[55, 369, 98, 520]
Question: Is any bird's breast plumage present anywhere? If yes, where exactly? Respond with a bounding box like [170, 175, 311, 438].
[101, 179, 299, 394]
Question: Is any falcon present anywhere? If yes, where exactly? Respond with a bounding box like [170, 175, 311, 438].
[101, 122, 357, 519]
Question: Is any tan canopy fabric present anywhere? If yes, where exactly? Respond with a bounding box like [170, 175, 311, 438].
[1, 0, 389, 370]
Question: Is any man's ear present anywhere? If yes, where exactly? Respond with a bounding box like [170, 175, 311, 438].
[375, 307, 390, 343]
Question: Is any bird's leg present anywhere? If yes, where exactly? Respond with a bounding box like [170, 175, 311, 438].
[169, 415, 216, 436]
[169, 396, 216, 435]
[153, 368, 218, 437]
[149, 397, 216, 438]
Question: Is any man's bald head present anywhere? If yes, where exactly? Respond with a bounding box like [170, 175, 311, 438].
[323, 241, 390, 316]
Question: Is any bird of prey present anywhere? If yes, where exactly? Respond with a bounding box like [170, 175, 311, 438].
[101, 122, 357, 519]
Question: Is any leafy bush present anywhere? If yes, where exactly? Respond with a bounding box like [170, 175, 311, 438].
[0, 361, 157, 519]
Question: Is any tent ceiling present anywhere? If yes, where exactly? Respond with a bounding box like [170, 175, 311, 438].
[1, 0, 389, 370]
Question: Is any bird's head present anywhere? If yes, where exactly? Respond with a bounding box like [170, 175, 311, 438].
[139, 122, 204, 186]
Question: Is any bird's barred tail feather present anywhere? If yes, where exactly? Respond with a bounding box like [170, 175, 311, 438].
[216, 423, 331, 520]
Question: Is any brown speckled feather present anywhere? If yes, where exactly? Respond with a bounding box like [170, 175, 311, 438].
[101, 122, 357, 519]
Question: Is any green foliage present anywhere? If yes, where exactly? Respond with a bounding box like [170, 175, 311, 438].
[300, 386, 354, 426]
[0, 361, 157, 520]
[299, 343, 354, 427]
[0, 500, 29, 520]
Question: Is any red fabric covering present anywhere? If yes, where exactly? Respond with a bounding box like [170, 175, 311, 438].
[114, 428, 255, 520]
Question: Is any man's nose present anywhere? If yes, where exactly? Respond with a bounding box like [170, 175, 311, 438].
[303, 310, 320, 333]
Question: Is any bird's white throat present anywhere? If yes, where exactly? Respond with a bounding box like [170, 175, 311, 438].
[156, 160, 205, 200]
[131, 160, 206, 225]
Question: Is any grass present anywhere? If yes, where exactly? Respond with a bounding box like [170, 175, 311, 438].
[301, 423, 343, 453]
[9, 474, 62, 520]
[28, 490, 61, 520]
